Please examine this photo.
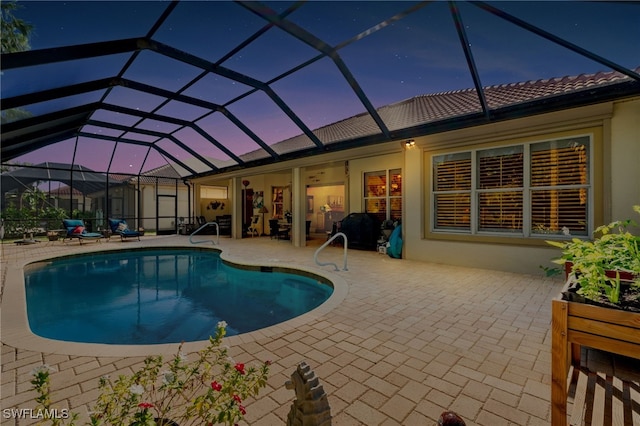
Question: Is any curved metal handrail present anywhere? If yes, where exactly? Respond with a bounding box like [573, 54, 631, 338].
[313, 232, 348, 271]
[189, 222, 220, 245]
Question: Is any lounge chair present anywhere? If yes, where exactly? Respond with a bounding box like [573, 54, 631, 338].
[108, 218, 141, 241]
[62, 219, 103, 244]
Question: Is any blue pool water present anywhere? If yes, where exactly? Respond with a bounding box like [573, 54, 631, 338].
[24, 248, 333, 344]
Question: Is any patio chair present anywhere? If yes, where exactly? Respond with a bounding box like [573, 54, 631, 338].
[108, 218, 141, 242]
[269, 219, 281, 239]
[247, 215, 260, 237]
[268, 218, 290, 240]
[62, 219, 103, 244]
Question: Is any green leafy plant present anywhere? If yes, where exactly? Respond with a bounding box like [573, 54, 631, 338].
[43, 206, 68, 231]
[31, 365, 78, 425]
[547, 205, 640, 304]
[31, 323, 270, 426]
[0, 186, 67, 238]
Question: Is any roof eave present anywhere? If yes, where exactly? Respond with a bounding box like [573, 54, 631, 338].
[190, 80, 640, 180]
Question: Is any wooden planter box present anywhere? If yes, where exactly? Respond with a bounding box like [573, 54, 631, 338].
[551, 280, 640, 425]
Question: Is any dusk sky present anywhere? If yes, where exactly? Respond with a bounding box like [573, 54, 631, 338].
[3, 1, 639, 175]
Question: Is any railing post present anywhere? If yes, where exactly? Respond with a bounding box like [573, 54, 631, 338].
[189, 222, 220, 245]
[313, 232, 348, 271]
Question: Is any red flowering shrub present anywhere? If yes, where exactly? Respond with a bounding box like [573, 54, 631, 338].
[31, 322, 270, 426]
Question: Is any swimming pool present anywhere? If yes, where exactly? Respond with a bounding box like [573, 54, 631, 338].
[24, 248, 333, 345]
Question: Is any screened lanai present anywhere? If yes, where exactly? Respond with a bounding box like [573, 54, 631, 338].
[1, 1, 639, 236]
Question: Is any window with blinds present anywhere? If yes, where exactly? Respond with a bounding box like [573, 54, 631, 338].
[477, 146, 523, 233]
[433, 153, 471, 230]
[432, 135, 591, 237]
[530, 137, 589, 235]
[200, 185, 228, 199]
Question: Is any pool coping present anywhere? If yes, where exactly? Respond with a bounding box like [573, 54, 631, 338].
[1, 242, 348, 357]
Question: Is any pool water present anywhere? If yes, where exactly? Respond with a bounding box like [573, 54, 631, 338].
[24, 248, 333, 344]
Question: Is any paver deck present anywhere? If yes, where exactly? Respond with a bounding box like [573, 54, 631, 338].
[0, 234, 631, 425]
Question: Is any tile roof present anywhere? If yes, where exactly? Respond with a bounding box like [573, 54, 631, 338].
[47, 186, 83, 196]
[261, 68, 638, 156]
[379, 68, 638, 131]
[134, 163, 182, 184]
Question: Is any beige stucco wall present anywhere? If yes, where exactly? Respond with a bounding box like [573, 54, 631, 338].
[190, 97, 638, 275]
[138, 184, 191, 232]
[401, 100, 639, 275]
[609, 98, 640, 224]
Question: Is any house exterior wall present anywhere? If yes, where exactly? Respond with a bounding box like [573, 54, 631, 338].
[609, 98, 640, 224]
[402, 100, 639, 275]
[192, 97, 638, 275]
[138, 184, 190, 232]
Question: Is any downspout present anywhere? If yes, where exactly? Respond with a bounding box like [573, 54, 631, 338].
[174, 179, 178, 233]
[105, 176, 110, 224]
[136, 175, 141, 230]
[155, 177, 159, 233]
[69, 167, 74, 218]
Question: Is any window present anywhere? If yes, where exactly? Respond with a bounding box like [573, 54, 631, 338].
[200, 185, 228, 199]
[364, 169, 402, 223]
[477, 146, 523, 233]
[432, 135, 590, 237]
[433, 153, 471, 230]
[272, 186, 284, 218]
[530, 139, 589, 235]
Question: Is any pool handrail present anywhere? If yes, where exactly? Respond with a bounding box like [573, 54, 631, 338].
[314, 232, 348, 271]
[189, 221, 220, 245]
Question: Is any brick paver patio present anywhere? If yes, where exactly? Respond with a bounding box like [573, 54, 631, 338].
[0, 234, 571, 424]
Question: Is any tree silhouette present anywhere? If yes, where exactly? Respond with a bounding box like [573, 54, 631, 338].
[1, 1, 33, 123]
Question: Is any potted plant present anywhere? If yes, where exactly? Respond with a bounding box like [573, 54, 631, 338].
[30, 323, 270, 426]
[547, 205, 640, 311]
[548, 206, 640, 425]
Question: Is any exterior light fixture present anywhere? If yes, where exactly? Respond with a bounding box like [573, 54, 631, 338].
[405, 139, 416, 148]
